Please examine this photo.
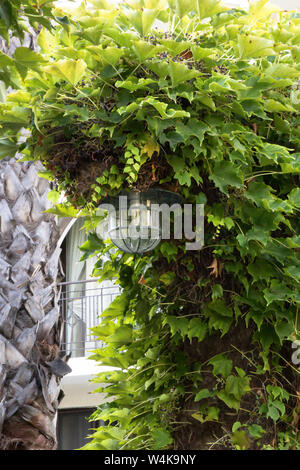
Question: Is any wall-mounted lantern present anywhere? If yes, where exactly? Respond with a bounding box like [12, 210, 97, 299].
[98, 188, 183, 254]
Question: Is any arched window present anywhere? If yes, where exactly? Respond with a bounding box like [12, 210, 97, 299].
[59, 218, 119, 358]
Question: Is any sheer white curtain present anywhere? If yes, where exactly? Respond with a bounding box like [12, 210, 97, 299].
[65, 218, 117, 357]
[84, 257, 117, 353]
[65, 218, 87, 357]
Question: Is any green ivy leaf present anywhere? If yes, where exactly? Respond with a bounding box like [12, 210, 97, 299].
[248, 424, 265, 439]
[208, 354, 233, 378]
[191, 407, 220, 423]
[125, 8, 158, 36]
[116, 77, 156, 93]
[131, 41, 163, 61]
[212, 284, 223, 300]
[255, 324, 279, 351]
[167, 61, 199, 87]
[44, 59, 87, 85]
[106, 325, 133, 344]
[264, 99, 294, 113]
[145, 96, 190, 119]
[210, 161, 243, 194]
[247, 259, 276, 282]
[152, 429, 173, 450]
[175, 119, 209, 146]
[218, 373, 251, 410]
[45, 203, 78, 218]
[80, 232, 104, 259]
[237, 34, 275, 58]
[13, 48, 45, 78]
[0, 138, 18, 159]
[217, 389, 240, 410]
[288, 188, 300, 207]
[274, 320, 294, 344]
[227, 374, 251, 400]
[0, 50, 14, 67]
[232, 430, 250, 450]
[159, 271, 176, 285]
[187, 318, 208, 342]
[165, 316, 189, 338]
[196, 0, 225, 20]
[100, 293, 129, 319]
[0, 106, 29, 126]
[267, 405, 280, 422]
[194, 388, 212, 402]
[232, 421, 242, 432]
[0, 0, 14, 28]
[46, 189, 60, 204]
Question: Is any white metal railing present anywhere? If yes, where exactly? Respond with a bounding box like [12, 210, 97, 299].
[58, 279, 120, 357]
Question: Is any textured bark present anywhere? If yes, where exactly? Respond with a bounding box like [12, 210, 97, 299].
[0, 27, 37, 56]
[0, 27, 71, 451]
[0, 157, 69, 450]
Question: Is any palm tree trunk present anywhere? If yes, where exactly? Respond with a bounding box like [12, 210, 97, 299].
[0, 157, 69, 450]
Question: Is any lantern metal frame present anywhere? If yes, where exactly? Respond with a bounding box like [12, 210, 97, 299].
[102, 188, 183, 254]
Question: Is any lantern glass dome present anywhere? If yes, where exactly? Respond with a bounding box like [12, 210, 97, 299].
[101, 188, 183, 254]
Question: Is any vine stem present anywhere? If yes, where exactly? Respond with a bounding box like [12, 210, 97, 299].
[270, 349, 300, 375]
[119, 434, 151, 449]
[127, 363, 174, 381]
[231, 344, 257, 368]
[208, 434, 228, 450]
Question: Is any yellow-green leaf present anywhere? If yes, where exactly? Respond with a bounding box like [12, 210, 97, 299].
[44, 59, 87, 86]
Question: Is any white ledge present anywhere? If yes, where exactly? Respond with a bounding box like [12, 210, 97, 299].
[59, 357, 117, 409]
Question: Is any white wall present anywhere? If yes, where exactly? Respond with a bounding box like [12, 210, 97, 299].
[59, 357, 117, 409]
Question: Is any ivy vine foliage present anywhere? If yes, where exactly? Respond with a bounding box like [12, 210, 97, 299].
[0, 0, 55, 40]
[1, 0, 300, 450]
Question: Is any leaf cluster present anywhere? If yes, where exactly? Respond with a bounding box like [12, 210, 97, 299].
[0, 0, 299, 451]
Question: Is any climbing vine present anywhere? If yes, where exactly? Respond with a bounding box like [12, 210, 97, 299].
[0, 0, 299, 450]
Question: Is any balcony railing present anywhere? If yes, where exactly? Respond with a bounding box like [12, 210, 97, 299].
[58, 279, 120, 358]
